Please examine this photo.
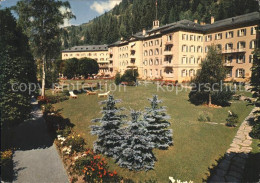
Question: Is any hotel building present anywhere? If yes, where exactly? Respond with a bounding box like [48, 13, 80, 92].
[62, 12, 259, 81]
[108, 12, 259, 82]
[61, 45, 111, 76]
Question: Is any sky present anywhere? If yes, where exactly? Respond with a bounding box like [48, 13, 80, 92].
[0, 0, 122, 26]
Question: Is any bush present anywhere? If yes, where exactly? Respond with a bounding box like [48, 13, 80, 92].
[198, 112, 212, 122]
[42, 103, 55, 115]
[115, 72, 121, 85]
[121, 69, 139, 84]
[73, 149, 120, 182]
[250, 115, 260, 139]
[189, 85, 234, 106]
[64, 134, 86, 153]
[57, 126, 72, 138]
[226, 111, 239, 127]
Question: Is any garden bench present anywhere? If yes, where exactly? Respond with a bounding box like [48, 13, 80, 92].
[98, 91, 110, 98]
[69, 91, 78, 99]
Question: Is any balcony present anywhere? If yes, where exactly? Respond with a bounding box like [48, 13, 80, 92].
[99, 64, 109, 69]
[165, 41, 173, 45]
[163, 61, 173, 68]
[130, 54, 136, 59]
[163, 50, 173, 56]
[222, 48, 246, 54]
[223, 62, 233, 67]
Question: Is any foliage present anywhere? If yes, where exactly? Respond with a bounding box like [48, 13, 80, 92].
[61, 0, 258, 47]
[63, 134, 86, 153]
[14, 0, 75, 97]
[63, 57, 99, 79]
[116, 110, 156, 171]
[57, 126, 72, 138]
[115, 72, 121, 85]
[91, 95, 126, 158]
[0, 150, 13, 166]
[189, 85, 234, 106]
[250, 47, 260, 139]
[121, 69, 139, 84]
[144, 95, 173, 149]
[198, 112, 212, 122]
[226, 111, 239, 127]
[74, 149, 120, 182]
[0, 9, 37, 130]
[189, 45, 228, 106]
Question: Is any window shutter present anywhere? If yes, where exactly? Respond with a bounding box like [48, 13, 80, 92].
[237, 42, 239, 49]
[236, 55, 238, 63]
[244, 29, 247, 36]
[237, 30, 240, 37]
[215, 34, 217, 40]
[243, 55, 245, 63]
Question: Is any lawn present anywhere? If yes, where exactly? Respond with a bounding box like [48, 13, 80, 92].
[52, 80, 254, 182]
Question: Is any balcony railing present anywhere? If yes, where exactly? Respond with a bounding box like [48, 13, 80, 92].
[163, 61, 173, 67]
[165, 41, 173, 45]
[222, 48, 246, 54]
[130, 55, 135, 59]
[163, 51, 173, 56]
[99, 64, 109, 69]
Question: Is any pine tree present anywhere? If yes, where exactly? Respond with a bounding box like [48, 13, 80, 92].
[91, 95, 125, 158]
[144, 95, 173, 150]
[116, 110, 156, 171]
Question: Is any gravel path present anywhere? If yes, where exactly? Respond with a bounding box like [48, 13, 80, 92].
[12, 98, 69, 183]
[209, 107, 258, 182]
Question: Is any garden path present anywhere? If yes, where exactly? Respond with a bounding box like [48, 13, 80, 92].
[12, 98, 69, 183]
[209, 107, 258, 182]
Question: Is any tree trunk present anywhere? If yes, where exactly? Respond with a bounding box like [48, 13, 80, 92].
[208, 92, 212, 106]
[41, 56, 46, 97]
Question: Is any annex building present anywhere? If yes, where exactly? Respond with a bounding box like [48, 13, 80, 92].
[62, 12, 259, 82]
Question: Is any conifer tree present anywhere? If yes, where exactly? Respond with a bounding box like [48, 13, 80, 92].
[144, 95, 173, 149]
[91, 95, 125, 158]
[116, 110, 156, 171]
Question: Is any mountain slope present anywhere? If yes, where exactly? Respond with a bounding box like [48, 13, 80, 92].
[61, 0, 259, 48]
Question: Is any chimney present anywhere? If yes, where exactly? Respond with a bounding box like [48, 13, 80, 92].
[153, 20, 160, 29]
[143, 28, 146, 36]
[194, 19, 198, 24]
[211, 16, 215, 24]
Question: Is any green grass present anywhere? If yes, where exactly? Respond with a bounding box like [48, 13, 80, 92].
[52, 81, 254, 182]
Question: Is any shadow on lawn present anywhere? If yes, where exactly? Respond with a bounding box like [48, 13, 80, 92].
[204, 151, 260, 182]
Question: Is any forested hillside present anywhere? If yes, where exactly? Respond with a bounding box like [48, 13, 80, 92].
[61, 0, 259, 48]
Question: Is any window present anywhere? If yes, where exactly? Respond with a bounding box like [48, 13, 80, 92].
[167, 35, 173, 41]
[226, 31, 234, 38]
[237, 41, 246, 50]
[197, 57, 202, 64]
[190, 35, 194, 41]
[149, 59, 153, 65]
[150, 69, 153, 76]
[251, 27, 258, 35]
[149, 49, 153, 56]
[205, 46, 210, 53]
[190, 45, 195, 52]
[144, 42, 148, 47]
[249, 55, 254, 63]
[182, 34, 187, 40]
[205, 35, 212, 42]
[250, 40, 257, 49]
[144, 50, 148, 56]
[149, 41, 153, 46]
[155, 40, 159, 45]
[197, 36, 203, 42]
[227, 69, 232, 78]
[155, 59, 159, 65]
[236, 69, 245, 78]
[216, 44, 222, 51]
[237, 55, 245, 64]
[182, 69, 187, 77]
[225, 43, 233, 50]
[144, 69, 147, 76]
[197, 46, 202, 53]
[156, 69, 158, 76]
[182, 57, 187, 64]
[225, 55, 233, 63]
[215, 33, 222, 40]
[155, 48, 159, 55]
[190, 57, 195, 64]
[189, 69, 195, 77]
[237, 28, 246, 37]
[182, 45, 188, 52]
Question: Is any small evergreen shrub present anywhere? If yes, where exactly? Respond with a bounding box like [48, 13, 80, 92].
[198, 112, 212, 122]
[226, 111, 239, 127]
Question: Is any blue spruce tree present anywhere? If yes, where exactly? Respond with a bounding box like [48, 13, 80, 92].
[91, 95, 125, 158]
[144, 95, 173, 149]
[116, 110, 156, 171]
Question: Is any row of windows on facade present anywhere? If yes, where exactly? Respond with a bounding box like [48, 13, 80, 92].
[225, 54, 254, 63]
[205, 27, 258, 41]
[63, 53, 108, 57]
[182, 40, 257, 53]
